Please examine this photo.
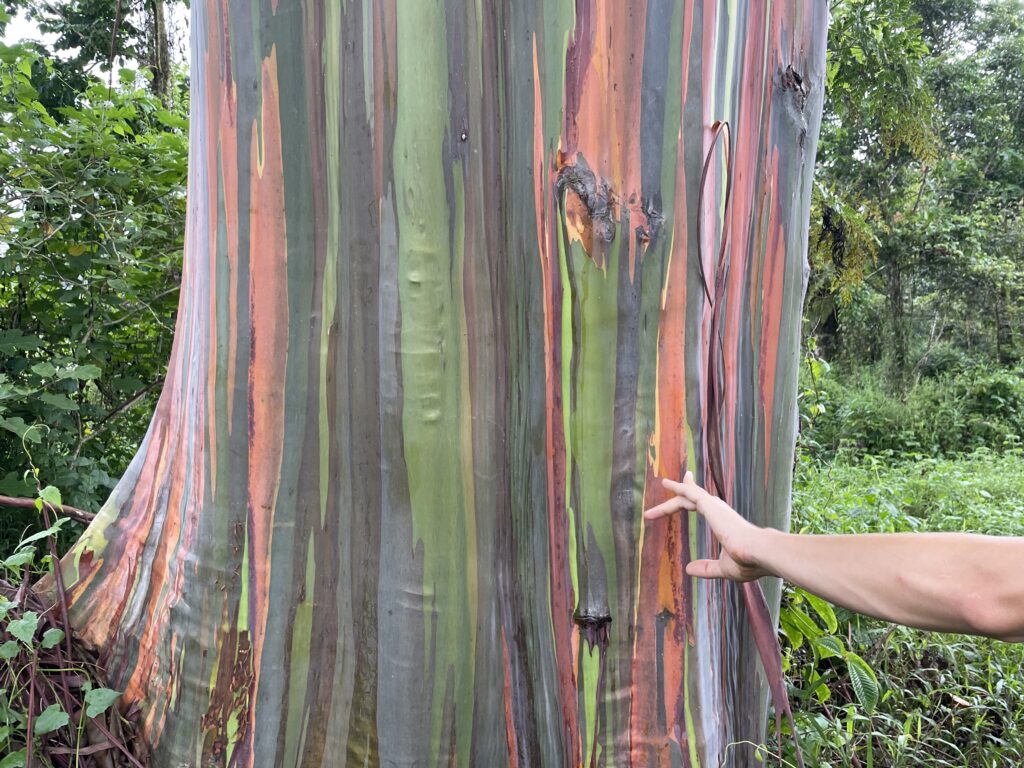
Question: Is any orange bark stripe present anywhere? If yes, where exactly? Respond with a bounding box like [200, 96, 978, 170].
[246, 44, 289, 743]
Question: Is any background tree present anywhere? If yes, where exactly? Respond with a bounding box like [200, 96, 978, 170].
[2, 0, 185, 104]
[807, 0, 1024, 385]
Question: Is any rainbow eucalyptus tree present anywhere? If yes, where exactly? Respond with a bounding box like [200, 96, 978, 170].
[57, 0, 827, 765]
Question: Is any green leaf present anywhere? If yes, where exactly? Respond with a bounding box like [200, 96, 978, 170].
[802, 590, 838, 634]
[779, 612, 805, 650]
[84, 687, 121, 718]
[814, 635, 845, 659]
[7, 611, 38, 645]
[57, 364, 101, 380]
[38, 485, 62, 509]
[845, 652, 880, 712]
[785, 605, 823, 641]
[0, 418, 43, 444]
[41, 628, 64, 649]
[0, 473, 33, 498]
[33, 703, 69, 735]
[155, 109, 188, 130]
[0, 598, 13, 622]
[0, 330, 41, 354]
[0, 748, 27, 768]
[0, 690, 22, 725]
[39, 392, 79, 411]
[19, 519, 66, 548]
[2, 549, 34, 569]
[30, 362, 55, 377]
[0, 641, 20, 660]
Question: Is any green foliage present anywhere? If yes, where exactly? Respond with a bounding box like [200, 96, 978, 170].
[780, 587, 880, 713]
[794, 451, 1024, 538]
[787, 365, 1024, 765]
[802, 366, 1024, 458]
[808, 0, 1024, 378]
[0, 43, 187, 512]
[808, 0, 935, 320]
[0, 484, 127, 762]
[825, 0, 936, 160]
[7, 0, 188, 93]
[780, 452, 1024, 766]
[28, 0, 146, 73]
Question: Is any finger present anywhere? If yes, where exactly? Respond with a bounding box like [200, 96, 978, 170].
[661, 476, 685, 494]
[660, 475, 703, 502]
[643, 496, 692, 520]
[643, 496, 682, 519]
[685, 559, 725, 580]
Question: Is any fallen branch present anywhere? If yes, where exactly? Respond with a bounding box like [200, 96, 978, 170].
[0, 495, 96, 525]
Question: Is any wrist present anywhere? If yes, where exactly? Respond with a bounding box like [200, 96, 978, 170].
[751, 526, 786, 578]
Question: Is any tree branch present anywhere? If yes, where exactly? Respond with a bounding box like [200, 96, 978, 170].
[70, 380, 160, 464]
[0, 496, 95, 525]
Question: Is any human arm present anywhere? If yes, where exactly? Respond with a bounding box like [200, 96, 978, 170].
[644, 473, 1024, 642]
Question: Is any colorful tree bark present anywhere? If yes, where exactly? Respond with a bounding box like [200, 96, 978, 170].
[59, 1, 827, 765]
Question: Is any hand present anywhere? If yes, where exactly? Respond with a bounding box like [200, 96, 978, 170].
[643, 472, 772, 582]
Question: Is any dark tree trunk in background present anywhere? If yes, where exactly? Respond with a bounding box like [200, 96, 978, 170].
[57, 1, 828, 765]
[996, 284, 1017, 365]
[145, 0, 170, 100]
[887, 253, 909, 389]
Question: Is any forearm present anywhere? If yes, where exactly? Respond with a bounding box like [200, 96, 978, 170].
[756, 530, 1024, 641]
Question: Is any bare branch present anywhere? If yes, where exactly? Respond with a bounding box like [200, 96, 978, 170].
[0, 495, 95, 525]
[70, 380, 160, 464]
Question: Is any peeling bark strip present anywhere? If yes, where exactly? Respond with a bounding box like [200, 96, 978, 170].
[59, 1, 827, 766]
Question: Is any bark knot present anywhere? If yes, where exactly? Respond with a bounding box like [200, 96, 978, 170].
[556, 153, 616, 248]
[574, 609, 612, 651]
[779, 64, 811, 150]
[556, 152, 665, 264]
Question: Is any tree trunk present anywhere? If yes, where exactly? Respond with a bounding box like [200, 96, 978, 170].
[59, 1, 827, 765]
[145, 0, 171, 101]
[886, 251, 909, 390]
[995, 283, 1016, 365]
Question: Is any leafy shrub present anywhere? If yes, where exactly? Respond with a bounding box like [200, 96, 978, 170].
[915, 342, 971, 379]
[802, 366, 1024, 458]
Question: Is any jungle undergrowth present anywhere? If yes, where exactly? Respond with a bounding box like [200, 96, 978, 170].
[0, 452, 143, 767]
